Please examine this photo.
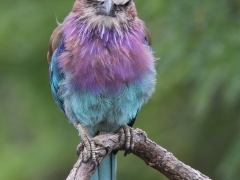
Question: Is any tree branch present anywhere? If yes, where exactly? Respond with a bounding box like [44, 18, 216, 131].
[66, 127, 211, 180]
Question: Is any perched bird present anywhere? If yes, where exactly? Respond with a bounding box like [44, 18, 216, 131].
[47, 0, 156, 179]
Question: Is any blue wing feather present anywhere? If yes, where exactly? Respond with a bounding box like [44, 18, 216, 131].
[49, 48, 65, 112]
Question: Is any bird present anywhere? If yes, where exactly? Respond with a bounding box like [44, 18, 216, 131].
[47, 0, 156, 179]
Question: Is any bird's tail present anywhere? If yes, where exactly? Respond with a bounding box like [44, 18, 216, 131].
[90, 153, 117, 180]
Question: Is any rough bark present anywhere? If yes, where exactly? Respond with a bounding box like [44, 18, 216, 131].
[66, 127, 211, 180]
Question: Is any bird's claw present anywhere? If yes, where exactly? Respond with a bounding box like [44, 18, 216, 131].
[119, 125, 134, 156]
[76, 142, 84, 157]
[91, 160, 98, 171]
[124, 148, 132, 156]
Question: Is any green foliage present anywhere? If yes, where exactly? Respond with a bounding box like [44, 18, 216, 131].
[0, 0, 239, 179]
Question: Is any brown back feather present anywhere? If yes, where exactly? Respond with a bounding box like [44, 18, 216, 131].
[47, 25, 63, 63]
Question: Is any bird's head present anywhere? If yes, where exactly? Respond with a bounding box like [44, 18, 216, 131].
[71, 0, 137, 29]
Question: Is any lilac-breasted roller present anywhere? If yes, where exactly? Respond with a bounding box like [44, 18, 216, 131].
[47, 0, 156, 179]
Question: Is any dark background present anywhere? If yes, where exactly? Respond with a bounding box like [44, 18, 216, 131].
[0, 0, 240, 179]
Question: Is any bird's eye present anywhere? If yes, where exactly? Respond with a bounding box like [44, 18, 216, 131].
[90, 0, 104, 3]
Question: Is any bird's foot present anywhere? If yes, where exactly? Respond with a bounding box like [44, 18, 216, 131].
[75, 123, 107, 170]
[119, 125, 134, 156]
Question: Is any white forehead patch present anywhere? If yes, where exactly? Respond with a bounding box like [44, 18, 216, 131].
[113, 0, 129, 5]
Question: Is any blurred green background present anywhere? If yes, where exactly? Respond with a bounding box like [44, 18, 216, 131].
[0, 0, 240, 179]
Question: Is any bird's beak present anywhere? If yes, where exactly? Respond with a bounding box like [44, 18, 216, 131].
[98, 0, 115, 17]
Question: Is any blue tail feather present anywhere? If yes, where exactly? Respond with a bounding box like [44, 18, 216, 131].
[91, 153, 117, 180]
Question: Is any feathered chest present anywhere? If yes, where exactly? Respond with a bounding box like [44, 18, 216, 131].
[58, 22, 153, 94]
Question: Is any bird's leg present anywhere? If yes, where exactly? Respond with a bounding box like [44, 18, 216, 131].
[74, 122, 106, 168]
[119, 125, 134, 156]
[75, 123, 92, 161]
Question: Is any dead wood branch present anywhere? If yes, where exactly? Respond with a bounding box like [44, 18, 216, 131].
[66, 127, 211, 180]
